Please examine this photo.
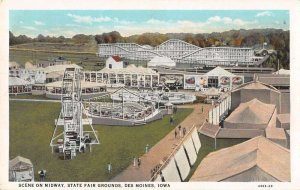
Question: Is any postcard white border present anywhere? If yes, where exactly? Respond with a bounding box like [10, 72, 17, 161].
[1, 0, 300, 189]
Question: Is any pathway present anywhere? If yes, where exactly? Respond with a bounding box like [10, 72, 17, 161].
[111, 103, 211, 182]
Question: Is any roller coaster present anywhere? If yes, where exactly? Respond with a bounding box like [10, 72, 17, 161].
[98, 39, 266, 66]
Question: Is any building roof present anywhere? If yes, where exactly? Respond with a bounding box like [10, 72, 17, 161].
[266, 127, 287, 140]
[9, 156, 33, 171]
[147, 56, 176, 67]
[9, 77, 31, 86]
[46, 71, 64, 79]
[199, 123, 220, 138]
[111, 56, 122, 62]
[205, 66, 236, 77]
[190, 136, 290, 182]
[9, 62, 21, 68]
[216, 128, 265, 139]
[100, 64, 157, 75]
[31, 64, 82, 74]
[274, 69, 290, 75]
[46, 80, 106, 88]
[256, 74, 290, 86]
[25, 62, 36, 69]
[232, 81, 279, 93]
[225, 99, 275, 125]
[277, 114, 290, 124]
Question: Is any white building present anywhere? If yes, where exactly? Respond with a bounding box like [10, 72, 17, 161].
[106, 56, 124, 69]
[183, 66, 244, 90]
[147, 56, 176, 68]
[84, 64, 159, 88]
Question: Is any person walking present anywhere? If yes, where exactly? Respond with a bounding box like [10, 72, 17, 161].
[133, 157, 137, 167]
[202, 106, 204, 113]
[183, 127, 186, 136]
[108, 162, 112, 174]
[145, 144, 149, 153]
[170, 115, 174, 125]
[175, 129, 177, 139]
[138, 157, 141, 168]
[179, 128, 183, 138]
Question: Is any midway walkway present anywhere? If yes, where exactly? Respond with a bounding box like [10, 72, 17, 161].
[111, 103, 211, 182]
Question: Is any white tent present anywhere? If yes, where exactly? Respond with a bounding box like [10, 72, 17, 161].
[147, 56, 176, 68]
[205, 66, 236, 77]
[190, 136, 290, 182]
[9, 156, 34, 182]
[274, 69, 290, 75]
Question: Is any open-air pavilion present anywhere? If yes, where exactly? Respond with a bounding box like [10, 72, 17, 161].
[9, 77, 32, 95]
[9, 156, 34, 182]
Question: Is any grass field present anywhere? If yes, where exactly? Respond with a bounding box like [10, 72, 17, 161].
[10, 49, 104, 71]
[9, 94, 50, 100]
[9, 101, 193, 182]
[10, 42, 149, 71]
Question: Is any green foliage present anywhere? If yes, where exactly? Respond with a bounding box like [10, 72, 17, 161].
[9, 28, 290, 69]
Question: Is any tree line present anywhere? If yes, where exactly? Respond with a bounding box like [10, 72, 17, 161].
[9, 28, 289, 69]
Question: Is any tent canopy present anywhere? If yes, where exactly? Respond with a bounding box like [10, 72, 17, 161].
[225, 99, 275, 125]
[147, 56, 176, 67]
[205, 66, 235, 77]
[9, 156, 33, 171]
[190, 136, 290, 182]
[274, 69, 290, 75]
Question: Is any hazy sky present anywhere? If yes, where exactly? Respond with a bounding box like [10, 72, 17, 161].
[9, 10, 289, 37]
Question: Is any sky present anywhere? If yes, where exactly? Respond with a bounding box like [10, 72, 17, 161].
[9, 10, 289, 38]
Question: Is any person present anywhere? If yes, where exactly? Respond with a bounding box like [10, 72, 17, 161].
[133, 157, 137, 167]
[174, 129, 177, 139]
[108, 163, 112, 174]
[178, 125, 181, 131]
[183, 127, 186, 136]
[202, 106, 204, 113]
[179, 128, 183, 138]
[39, 170, 46, 182]
[138, 158, 141, 168]
[170, 115, 174, 125]
[145, 144, 149, 153]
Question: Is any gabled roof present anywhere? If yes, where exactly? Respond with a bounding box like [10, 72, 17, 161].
[111, 56, 122, 62]
[9, 156, 33, 171]
[9, 77, 31, 86]
[205, 66, 235, 77]
[190, 136, 290, 182]
[225, 99, 275, 124]
[232, 81, 280, 93]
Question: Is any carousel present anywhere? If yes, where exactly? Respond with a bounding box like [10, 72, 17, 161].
[110, 89, 196, 105]
[84, 87, 168, 126]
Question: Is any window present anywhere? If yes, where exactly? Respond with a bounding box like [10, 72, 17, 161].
[109, 64, 112, 69]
